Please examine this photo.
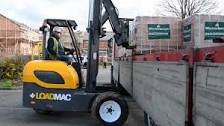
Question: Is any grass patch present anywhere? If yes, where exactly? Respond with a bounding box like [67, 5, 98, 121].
[0, 80, 14, 88]
[0, 79, 22, 89]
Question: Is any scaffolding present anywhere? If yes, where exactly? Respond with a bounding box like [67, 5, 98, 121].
[0, 14, 40, 58]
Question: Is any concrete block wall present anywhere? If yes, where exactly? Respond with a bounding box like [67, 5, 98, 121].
[113, 60, 224, 126]
[113, 61, 133, 95]
[119, 61, 133, 95]
[113, 61, 188, 126]
[113, 61, 119, 83]
[133, 62, 188, 126]
[194, 63, 224, 126]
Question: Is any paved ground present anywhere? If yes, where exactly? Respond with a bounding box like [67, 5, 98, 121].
[82, 65, 111, 84]
[0, 66, 145, 126]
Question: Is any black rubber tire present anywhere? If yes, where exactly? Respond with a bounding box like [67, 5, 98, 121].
[91, 92, 129, 126]
[33, 109, 52, 115]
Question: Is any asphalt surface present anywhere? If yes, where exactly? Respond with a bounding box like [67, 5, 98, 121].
[0, 66, 145, 126]
[82, 65, 112, 84]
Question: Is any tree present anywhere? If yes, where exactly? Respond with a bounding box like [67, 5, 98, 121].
[158, 0, 219, 19]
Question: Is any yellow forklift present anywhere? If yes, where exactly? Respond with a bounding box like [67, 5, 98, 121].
[23, 0, 133, 126]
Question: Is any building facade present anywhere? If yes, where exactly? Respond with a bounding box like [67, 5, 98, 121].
[0, 14, 41, 58]
[82, 32, 114, 63]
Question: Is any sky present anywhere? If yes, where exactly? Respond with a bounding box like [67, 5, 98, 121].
[0, 0, 162, 31]
[0, 0, 223, 31]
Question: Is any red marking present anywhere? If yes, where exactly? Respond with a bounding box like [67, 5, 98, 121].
[131, 46, 224, 63]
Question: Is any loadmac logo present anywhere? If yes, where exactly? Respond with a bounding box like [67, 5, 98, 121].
[30, 92, 72, 101]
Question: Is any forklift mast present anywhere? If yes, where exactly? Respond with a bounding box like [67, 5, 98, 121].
[86, 0, 133, 92]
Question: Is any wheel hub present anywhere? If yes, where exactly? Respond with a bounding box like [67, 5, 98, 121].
[99, 100, 121, 123]
[106, 106, 115, 115]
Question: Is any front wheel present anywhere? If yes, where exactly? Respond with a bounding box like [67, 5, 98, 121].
[91, 92, 129, 126]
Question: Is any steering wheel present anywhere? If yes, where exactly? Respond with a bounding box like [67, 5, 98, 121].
[68, 49, 78, 62]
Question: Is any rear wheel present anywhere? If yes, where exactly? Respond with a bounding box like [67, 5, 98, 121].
[91, 92, 128, 126]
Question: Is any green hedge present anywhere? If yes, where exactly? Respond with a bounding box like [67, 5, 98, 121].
[0, 56, 31, 80]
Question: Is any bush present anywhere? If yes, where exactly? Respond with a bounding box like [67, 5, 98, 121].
[0, 58, 25, 80]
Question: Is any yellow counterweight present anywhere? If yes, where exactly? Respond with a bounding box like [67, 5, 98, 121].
[23, 60, 79, 89]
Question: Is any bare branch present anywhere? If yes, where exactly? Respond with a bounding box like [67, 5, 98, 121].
[157, 0, 219, 19]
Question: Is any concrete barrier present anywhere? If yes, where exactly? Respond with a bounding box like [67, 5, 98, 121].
[113, 61, 133, 95]
[113, 60, 224, 126]
[133, 62, 188, 126]
[113, 61, 119, 83]
[113, 61, 189, 126]
[119, 61, 133, 95]
[194, 63, 224, 126]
